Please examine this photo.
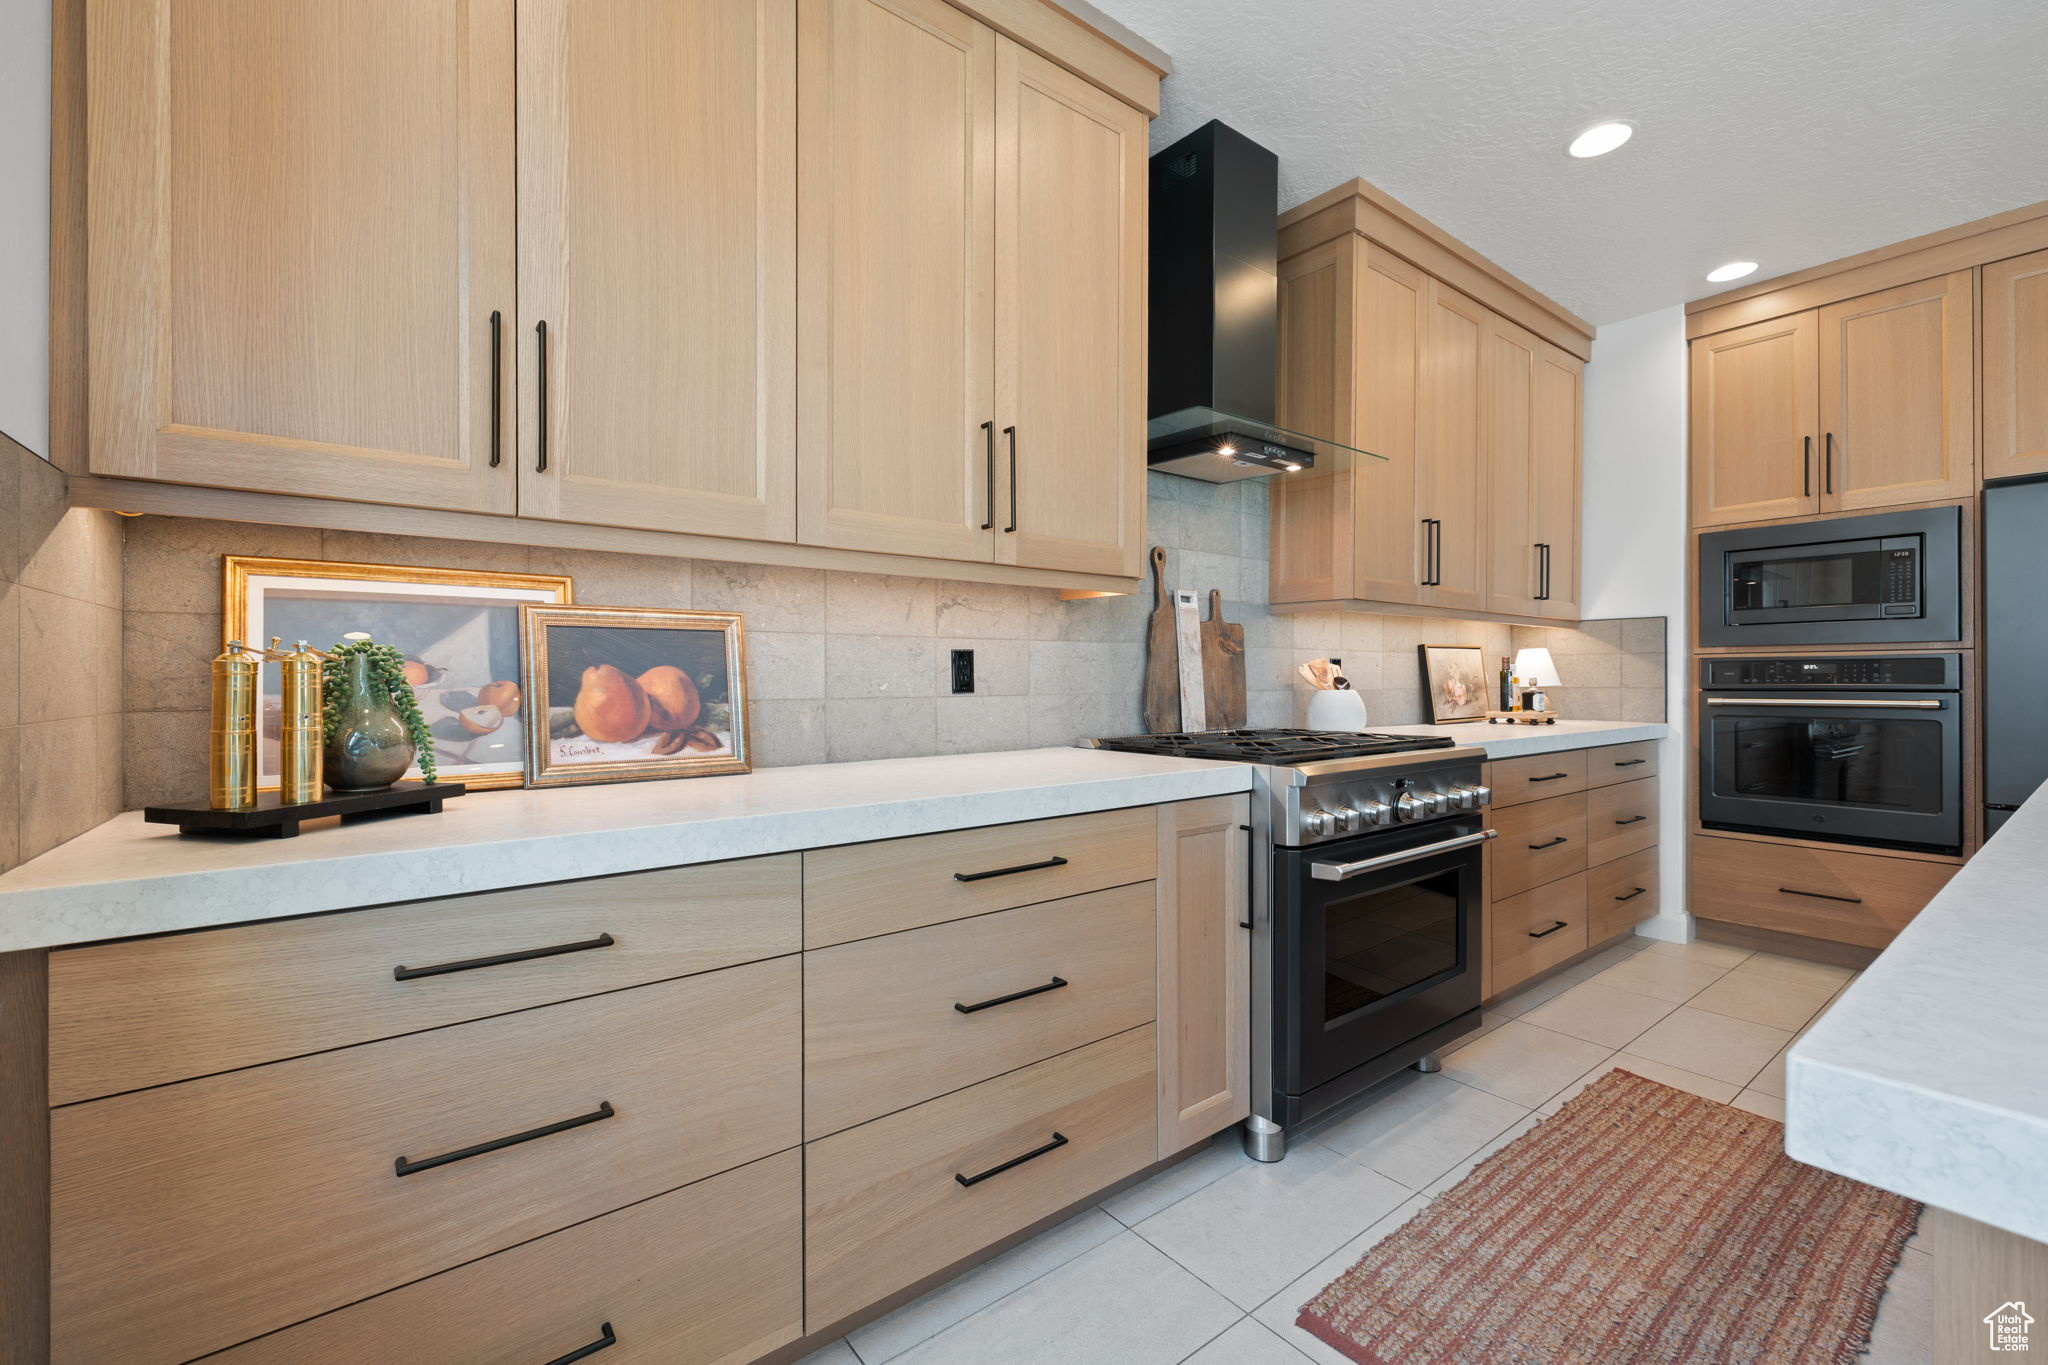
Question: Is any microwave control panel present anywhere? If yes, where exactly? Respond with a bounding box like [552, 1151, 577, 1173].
[1702, 654, 1960, 690]
[1881, 546, 1919, 612]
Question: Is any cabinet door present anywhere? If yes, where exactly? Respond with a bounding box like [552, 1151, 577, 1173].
[1156, 794, 1251, 1158]
[993, 41, 1146, 577]
[1531, 342, 1584, 620]
[517, 0, 796, 540]
[1982, 249, 2048, 481]
[87, 0, 516, 512]
[1688, 312, 1819, 528]
[1819, 272, 1975, 510]
[1483, 313, 1541, 617]
[1350, 246, 1431, 604]
[797, 0, 997, 562]
[1417, 281, 1488, 611]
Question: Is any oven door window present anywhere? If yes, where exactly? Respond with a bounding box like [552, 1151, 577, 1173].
[1708, 714, 1946, 813]
[1320, 865, 1462, 1025]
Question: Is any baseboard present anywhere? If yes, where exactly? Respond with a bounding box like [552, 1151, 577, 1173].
[1694, 918, 1881, 970]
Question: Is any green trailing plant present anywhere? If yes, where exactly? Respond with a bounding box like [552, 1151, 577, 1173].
[323, 637, 437, 783]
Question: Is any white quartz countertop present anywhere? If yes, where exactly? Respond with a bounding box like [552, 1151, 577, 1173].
[0, 749, 1252, 954]
[1368, 719, 1667, 760]
[1786, 784, 2048, 1243]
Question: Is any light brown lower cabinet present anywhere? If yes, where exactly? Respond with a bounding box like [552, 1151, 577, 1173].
[1155, 793, 1252, 1157]
[1688, 833, 1956, 948]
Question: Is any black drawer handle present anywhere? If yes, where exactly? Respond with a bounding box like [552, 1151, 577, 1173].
[954, 855, 1068, 883]
[1779, 886, 1864, 905]
[1527, 836, 1569, 850]
[394, 933, 616, 981]
[955, 1131, 1068, 1187]
[1614, 758, 1647, 767]
[1528, 772, 1571, 783]
[1528, 920, 1569, 939]
[1613, 815, 1648, 827]
[1614, 887, 1648, 903]
[395, 1101, 615, 1178]
[543, 1322, 616, 1365]
[955, 976, 1068, 1014]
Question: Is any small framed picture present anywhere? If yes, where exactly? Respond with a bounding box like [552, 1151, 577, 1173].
[224, 557, 574, 791]
[520, 604, 749, 787]
[1418, 644, 1489, 724]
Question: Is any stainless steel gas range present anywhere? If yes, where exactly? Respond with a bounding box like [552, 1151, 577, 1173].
[1089, 729, 1495, 1161]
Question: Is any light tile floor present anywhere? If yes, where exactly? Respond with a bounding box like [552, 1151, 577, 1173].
[798, 937, 1930, 1365]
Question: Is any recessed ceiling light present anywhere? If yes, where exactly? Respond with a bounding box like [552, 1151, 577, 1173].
[1706, 261, 1760, 283]
[1567, 121, 1633, 158]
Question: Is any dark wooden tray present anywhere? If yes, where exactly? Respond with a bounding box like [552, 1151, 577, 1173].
[144, 781, 469, 839]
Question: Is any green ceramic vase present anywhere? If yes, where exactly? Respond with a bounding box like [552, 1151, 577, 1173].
[323, 652, 416, 792]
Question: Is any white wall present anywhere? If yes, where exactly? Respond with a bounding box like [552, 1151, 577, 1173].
[1580, 304, 1690, 940]
[1, 0, 52, 459]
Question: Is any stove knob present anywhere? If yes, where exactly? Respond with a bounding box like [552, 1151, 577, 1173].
[1331, 806, 1363, 833]
[1395, 792, 1429, 823]
[1470, 783, 1493, 808]
[1303, 808, 1337, 837]
[1427, 790, 1451, 816]
[1356, 800, 1394, 827]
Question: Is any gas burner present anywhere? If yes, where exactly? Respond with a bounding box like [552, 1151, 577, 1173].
[1090, 728, 1457, 764]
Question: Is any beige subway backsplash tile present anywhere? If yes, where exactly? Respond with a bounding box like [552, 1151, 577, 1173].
[826, 571, 937, 637]
[1621, 651, 1665, 689]
[19, 716, 101, 861]
[0, 724, 19, 872]
[825, 634, 937, 699]
[122, 710, 210, 810]
[1621, 617, 1666, 654]
[0, 584, 19, 728]
[693, 560, 826, 633]
[743, 632, 826, 702]
[19, 586, 101, 725]
[934, 581, 1032, 640]
[1621, 689, 1668, 722]
[123, 517, 324, 613]
[124, 611, 219, 712]
[825, 696, 936, 763]
[747, 699, 827, 769]
[936, 695, 1033, 755]
[527, 547, 688, 610]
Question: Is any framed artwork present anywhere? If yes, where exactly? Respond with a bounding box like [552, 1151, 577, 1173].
[223, 557, 574, 791]
[1418, 644, 1489, 724]
[519, 604, 749, 787]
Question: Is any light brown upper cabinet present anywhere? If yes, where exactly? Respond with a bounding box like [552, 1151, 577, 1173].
[1981, 248, 2048, 481]
[798, 0, 1144, 577]
[1269, 179, 1594, 623]
[517, 0, 797, 540]
[1690, 272, 1974, 527]
[1688, 312, 1821, 528]
[87, 0, 518, 513]
[1817, 271, 1975, 510]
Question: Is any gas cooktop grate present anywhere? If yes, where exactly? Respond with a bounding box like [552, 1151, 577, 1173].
[1093, 728, 1458, 763]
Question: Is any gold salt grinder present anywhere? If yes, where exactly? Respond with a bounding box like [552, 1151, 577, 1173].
[267, 638, 330, 805]
[209, 641, 262, 810]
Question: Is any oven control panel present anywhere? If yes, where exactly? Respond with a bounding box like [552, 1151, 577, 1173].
[1278, 756, 1488, 846]
[1700, 653, 1961, 690]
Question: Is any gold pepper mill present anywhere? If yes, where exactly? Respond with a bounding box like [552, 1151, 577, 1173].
[209, 641, 262, 810]
[269, 638, 329, 805]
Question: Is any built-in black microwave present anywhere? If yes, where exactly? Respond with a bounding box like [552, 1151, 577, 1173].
[1697, 506, 1961, 647]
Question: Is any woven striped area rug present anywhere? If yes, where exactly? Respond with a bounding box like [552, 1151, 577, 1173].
[1298, 1070, 1919, 1365]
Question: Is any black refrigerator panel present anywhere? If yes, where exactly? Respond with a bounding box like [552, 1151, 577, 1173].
[1983, 479, 2048, 820]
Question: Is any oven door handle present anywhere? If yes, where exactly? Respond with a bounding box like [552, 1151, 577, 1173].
[1703, 697, 1947, 709]
[1310, 829, 1497, 881]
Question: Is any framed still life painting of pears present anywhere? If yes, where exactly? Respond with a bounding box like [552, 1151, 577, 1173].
[223, 557, 574, 791]
[518, 603, 751, 787]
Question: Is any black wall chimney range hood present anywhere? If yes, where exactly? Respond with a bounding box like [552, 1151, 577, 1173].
[1147, 121, 1382, 483]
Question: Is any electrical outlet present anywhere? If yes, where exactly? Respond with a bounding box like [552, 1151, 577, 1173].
[950, 648, 975, 694]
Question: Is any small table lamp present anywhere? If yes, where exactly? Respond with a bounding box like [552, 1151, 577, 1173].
[1512, 647, 1562, 710]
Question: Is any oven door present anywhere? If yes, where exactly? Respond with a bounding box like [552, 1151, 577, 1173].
[1273, 817, 1489, 1105]
[1698, 692, 1961, 852]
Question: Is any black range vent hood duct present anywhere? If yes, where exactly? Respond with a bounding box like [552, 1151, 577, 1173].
[1147, 121, 1381, 483]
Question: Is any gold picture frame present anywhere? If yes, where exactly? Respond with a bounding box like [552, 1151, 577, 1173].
[520, 604, 750, 788]
[223, 557, 574, 791]
[1418, 643, 1489, 724]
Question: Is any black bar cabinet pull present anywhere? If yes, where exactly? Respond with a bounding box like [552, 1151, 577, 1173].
[1779, 886, 1863, 905]
[535, 320, 551, 473]
[1614, 758, 1647, 767]
[488, 310, 503, 468]
[1823, 432, 1833, 494]
[1527, 836, 1569, 850]
[1431, 520, 1442, 585]
[1535, 543, 1550, 600]
[954, 855, 1068, 883]
[542, 1322, 617, 1365]
[955, 1132, 1068, 1187]
[1528, 920, 1569, 939]
[1528, 772, 1570, 783]
[1802, 435, 1811, 496]
[1613, 815, 1647, 827]
[1004, 425, 1019, 533]
[394, 933, 616, 982]
[1614, 887, 1648, 903]
[955, 976, 1068, 1015]
[980, 421, 996, 530]
[1238, 823, 1255, 929]
[394, 1100, 614, 1178]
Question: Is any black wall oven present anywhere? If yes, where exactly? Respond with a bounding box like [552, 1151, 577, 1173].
[1697, 506, 1961, 647]
[1698, 654, 1962, 854]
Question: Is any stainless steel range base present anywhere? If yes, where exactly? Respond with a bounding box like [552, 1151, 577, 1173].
[1242, 1115, 1286, 1163]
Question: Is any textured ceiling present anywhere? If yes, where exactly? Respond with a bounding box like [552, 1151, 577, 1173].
[1095, 0, 2048, 324]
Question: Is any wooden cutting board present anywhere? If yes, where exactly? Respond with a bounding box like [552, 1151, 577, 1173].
[1142, 547, 1180, 733]
[1200, 589, 1246, 730]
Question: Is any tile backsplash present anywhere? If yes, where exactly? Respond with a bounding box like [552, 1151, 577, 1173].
[115, 473, 1665, 810]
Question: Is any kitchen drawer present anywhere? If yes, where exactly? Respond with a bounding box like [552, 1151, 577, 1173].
[805, 1024, 1157, 1328]
[1488, 793, 1588, 900]
[1585, 740, 1660, 788]
[1489, 873, 1588, 996]
[1588, 848, 1660, 942]
[50, 959, 801, 1365]
[48, 856, 801, 1105]
[203, 1151, 803, 1365]
[1586, 777, 1659, 866]
[805, 882, 1155, 1138]
[1689, 834, 1956, 948]
[1486, 750, 1589, 807]
[804, 806, 1156, 947]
